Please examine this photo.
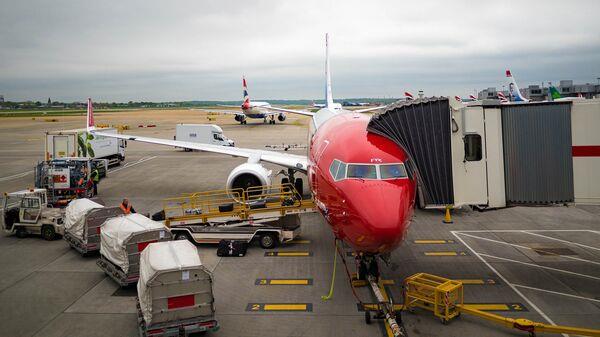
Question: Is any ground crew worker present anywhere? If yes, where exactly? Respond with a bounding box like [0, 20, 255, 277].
[119, 198, 136, 214]
[90, 168, 100, 196]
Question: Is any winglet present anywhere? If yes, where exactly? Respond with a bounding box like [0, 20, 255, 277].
[86, 98, 95, 132]
[325, 33, 334, 109]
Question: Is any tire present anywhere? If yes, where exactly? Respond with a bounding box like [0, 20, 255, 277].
[294, 178, 304, 195]
[15, 227, 27, 239]
[41, 225, 56, 241]
[365, 311, 371, 324]
[173, 231, 191, 242]
[259, 233, 278, 249]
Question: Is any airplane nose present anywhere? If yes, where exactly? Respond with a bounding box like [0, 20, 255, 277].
[343, 182, 413, 253]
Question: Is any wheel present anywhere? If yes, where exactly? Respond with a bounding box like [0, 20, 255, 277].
[294, 178, 304, 195]
[259, 233, 278, 249]
[15, 227, 27, 239]
[41, 225, 56, 241]
[173, 231, 191, 242]
[357, 260, 368, 280]
[365, 310, 371, 324]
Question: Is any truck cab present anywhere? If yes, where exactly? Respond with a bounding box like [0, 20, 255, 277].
[175, 124, 235, 148]
[2, 189, 64, 240]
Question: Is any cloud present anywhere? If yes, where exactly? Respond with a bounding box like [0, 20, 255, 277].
[1, 0, 599, 101]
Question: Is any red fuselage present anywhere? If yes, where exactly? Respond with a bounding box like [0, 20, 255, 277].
[308, 112, 416, 254]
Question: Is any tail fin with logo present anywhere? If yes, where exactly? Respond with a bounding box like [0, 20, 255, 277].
[86, 98, 95, 132]
[549, 86, 562, 100]
[506, 69, 529, 102]
[242, 76, 251, 109]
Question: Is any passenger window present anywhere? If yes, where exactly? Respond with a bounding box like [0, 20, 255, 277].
[464, 134, 482, 161]
[347, 165, 377, 179]
[380, 164, 407, 179]
[329, 160, 340, 179]
[336, 163, 346, 180]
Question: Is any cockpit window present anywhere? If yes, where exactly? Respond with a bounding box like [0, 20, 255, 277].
[335, 163, 347, 180]
[329, 159, 341, 178]
[347, 164, 377, 179]
[380, 164, 407, 179]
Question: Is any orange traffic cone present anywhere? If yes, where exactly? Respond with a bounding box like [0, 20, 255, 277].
[443, 206, 453, 224]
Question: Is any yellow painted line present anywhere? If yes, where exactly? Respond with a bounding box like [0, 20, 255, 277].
[286, 239, 311, 244]
[278, 252, 310, 257]
[264, 304, 307, 311]
[457, 279, 485, 285]
[424, 251, 457, 256]
[463, 304, 509, 311]
[414, 239, 455, 244]
[362, 303, 405, 311]
[270, 279, 309, 285]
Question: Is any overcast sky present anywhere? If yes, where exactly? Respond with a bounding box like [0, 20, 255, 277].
[1, 0, 599, 102]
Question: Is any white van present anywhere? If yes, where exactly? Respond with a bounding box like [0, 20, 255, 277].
[175, 124, 234, 148]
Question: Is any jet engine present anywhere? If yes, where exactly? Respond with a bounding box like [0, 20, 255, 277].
[234, 115, 246, 123]
[277, 113, 286, 122]
[226, 163, 272, 194]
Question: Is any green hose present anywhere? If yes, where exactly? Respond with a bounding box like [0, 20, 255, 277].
[321, 239, 338, 301]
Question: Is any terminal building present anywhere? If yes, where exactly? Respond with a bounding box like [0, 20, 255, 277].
[478, 80, 600, 101]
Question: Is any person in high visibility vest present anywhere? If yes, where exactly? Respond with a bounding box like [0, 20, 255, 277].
[119, 198, 136, 214]
[91, 168, 100, 196]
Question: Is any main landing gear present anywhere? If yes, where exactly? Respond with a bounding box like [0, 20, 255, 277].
[265, 115, 276, 124]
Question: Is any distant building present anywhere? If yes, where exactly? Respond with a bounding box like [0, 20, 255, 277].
[0, 95, 4, 103]
[478, 80, 600, 101]
[47, 97, 52, 106]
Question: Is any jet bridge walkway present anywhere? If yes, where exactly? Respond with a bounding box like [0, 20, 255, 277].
[162, 183, 315, 227]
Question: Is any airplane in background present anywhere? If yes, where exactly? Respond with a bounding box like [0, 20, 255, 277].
[469, 94, 477, 101]
[404, 92, 414, 100]
[497, 91, 509, 103]
[506, 69, 530, 102]
[87, 33, 409, 283]
[549, 86, 586, 102]
[212, 77, 288, 125]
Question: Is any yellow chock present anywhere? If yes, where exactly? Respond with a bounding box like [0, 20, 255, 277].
[443, 206, 453, 224]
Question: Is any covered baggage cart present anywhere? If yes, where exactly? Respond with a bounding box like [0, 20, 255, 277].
[137, 240, 218, 336]
[63, 198, 123, 255]
[98, 213, 172, 286]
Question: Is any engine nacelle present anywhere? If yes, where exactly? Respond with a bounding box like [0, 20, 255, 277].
[278, 113, 286, 122]
[226, 163, 272, 193]
[234, 115, 246, 122]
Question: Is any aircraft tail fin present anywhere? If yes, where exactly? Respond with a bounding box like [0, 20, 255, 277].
[86, 98, 95, 132]
[325, 33, 334, 109]
[405, 92, 414, 100]
[505, 69, 529, 102]
[469, 94, 477, 100]
[242, 76, 251, 109]
[549, 86, 562, 100]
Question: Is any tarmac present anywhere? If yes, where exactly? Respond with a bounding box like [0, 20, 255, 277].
[1, 109, 599, 337]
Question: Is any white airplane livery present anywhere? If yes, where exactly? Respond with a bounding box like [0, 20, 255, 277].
[214, 77, 287, 124]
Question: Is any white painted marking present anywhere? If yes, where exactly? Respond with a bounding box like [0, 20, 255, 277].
[450, 231, 565, 335]
[459, 232, 600, 266]
[108, 156, 157, 174]
[522, 231, 600, 252]
[477, 253, 600, 281]
[512, 284, 600, 304]
[453, 229, 593, 233]
[0, 170, 32, 182]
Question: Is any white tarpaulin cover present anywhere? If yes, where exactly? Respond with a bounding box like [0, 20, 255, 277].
[100, 213, 167, 273]
[137, 240, 202, 325]
[64, 198, 103, 240]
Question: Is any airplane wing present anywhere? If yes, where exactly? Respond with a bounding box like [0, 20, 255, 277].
[352, 105, 388, 113]
[191, 108, 243, 115]
[260, 105, 315, 117]
[92, 130, 308, 172]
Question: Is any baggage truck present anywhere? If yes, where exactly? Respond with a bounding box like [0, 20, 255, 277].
[98, 213, 172, 287]
[137, 240, 219, 337]
[63, 198, 124, 255]
[175, 124, 234, 149]
[1, 188, 64, 240]
[45, 128, 126, 167]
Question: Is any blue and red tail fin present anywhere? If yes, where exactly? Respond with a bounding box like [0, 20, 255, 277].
[242, 76, 251, 109]
[505, 69, 529, 102]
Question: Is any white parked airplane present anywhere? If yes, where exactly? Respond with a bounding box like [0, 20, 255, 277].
[213, 77, 288, 125]
[506, 69, 529, 102]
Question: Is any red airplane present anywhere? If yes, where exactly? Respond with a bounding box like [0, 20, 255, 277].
[87, 33, 416, 278]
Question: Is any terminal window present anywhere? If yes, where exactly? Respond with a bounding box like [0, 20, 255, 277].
[464, 134, 482, 161]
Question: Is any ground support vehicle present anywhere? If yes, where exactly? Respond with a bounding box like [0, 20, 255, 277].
[161, 183, 313, 248]
[98, 213, 172, 287]
[1, 188, 64, 240]
[136, 240, 219, 337]
[63, 198, 123, 255]
[45, 127, 126, 167]
[175, 124, 234, 149]
[35, 158, 106, 206]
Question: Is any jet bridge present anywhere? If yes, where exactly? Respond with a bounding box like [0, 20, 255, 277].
[367, 97, 454, 207]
